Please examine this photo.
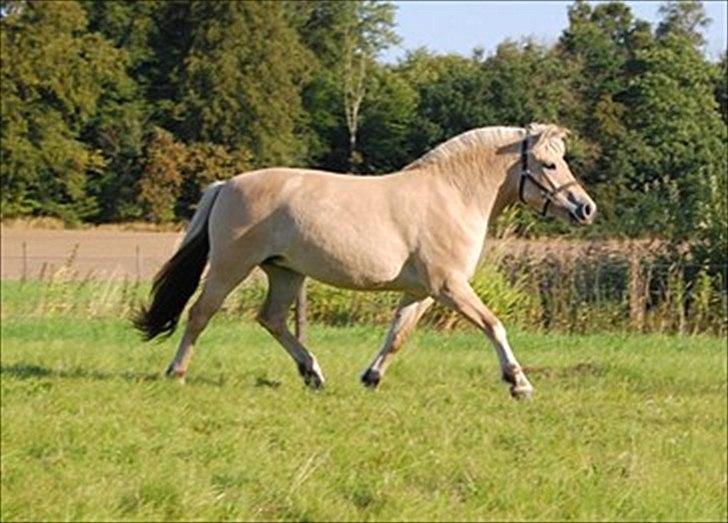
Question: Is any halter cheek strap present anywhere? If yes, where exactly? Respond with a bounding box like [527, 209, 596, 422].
[519, 134, 578, 217]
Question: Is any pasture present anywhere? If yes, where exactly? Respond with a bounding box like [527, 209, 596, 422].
[1, 283, 726, 521]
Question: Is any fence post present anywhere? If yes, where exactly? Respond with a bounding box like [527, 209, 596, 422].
[294, 282, 307, 342]
[21, 241, 27, 283]
[628, 249, 645, 332]
[135, 244, 141, 282]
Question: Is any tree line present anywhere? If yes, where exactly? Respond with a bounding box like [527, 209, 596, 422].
[1, 0, 726, 266]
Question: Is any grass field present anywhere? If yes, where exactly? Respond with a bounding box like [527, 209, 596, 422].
[1, 287, 727, 521]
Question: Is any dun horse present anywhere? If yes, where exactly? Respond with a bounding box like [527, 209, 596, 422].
[133, 124, 596, 399]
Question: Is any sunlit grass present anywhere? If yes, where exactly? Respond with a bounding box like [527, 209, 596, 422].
[1, 306, 726, 521]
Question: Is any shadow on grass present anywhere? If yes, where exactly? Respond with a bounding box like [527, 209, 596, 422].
[0, 363, 224, 387]
[523, 362, 608, 379]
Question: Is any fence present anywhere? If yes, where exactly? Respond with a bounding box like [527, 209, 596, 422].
[2, 237, 726, 336]
[4, 241, 169, 282]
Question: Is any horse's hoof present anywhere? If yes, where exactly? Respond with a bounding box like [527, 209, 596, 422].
[361, 368, 381, 389]
[304, 374, 324, 390]
[298, 363, 324, 390]
[509, 384, 534, 400]
[165, 364, 186, 383]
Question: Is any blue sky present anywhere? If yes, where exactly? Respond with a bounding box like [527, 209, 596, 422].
[381, 1, 728, 63]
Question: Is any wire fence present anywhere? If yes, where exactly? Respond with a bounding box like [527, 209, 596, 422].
[2, 238, 726, 335]
[3, 241, 171, 282]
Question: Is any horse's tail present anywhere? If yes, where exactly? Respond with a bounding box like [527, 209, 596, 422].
[133, 181, 225, 341]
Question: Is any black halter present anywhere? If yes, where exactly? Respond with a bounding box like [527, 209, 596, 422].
[519, 133, 578, 217]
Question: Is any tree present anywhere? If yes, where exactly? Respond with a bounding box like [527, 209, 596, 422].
[482, 39, 577, 127]
[396, 50, 491, 159]
[80, 1, 159, 221]
[175, 142, 251, 219]
[714, 52, 728, 124]
[177, 1, 314, 166]
[656, 0, 711, 48]
[137, 127, 186, 223]
[622, 32, 727, 254]
[341, 1, 399, 171]
[356, 64, 418, 172]
[556, 1, 656, 235]
[1, 0, 128, 222]
[288, 0, 399, 172]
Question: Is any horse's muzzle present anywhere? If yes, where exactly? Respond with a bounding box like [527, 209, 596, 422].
[574, 201, 596, 225]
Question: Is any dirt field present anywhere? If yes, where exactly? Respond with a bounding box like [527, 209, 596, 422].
[1, 224, 649, 281]
[1, 226, 184, 280]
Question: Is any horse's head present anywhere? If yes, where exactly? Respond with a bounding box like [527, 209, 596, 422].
[519, 124, 596, 226]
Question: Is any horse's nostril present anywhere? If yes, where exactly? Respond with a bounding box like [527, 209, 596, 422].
[576, 203, 595, 222]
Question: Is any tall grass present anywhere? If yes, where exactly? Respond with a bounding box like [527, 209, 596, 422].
[3, 240, 725, 335]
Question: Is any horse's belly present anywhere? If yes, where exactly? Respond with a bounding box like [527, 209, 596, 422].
[279, 239, 415, 292]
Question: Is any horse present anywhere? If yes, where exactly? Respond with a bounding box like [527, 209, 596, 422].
[133, 123, 596, 399]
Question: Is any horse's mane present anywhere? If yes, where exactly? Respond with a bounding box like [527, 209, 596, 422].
[403, 123, 568, 172]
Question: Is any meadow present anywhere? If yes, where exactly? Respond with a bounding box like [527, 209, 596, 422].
[1, 283, 726, 522]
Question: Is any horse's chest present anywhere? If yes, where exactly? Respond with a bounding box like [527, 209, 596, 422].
[422, 217, 487, 276]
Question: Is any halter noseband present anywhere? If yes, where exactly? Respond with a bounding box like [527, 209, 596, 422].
[519, 132, 578, 217]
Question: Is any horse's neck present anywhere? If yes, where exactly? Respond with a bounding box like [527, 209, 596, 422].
[433, 151, 517, 223]
[489, 163, 519, 220]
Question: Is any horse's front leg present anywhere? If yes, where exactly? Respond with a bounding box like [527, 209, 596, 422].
[435, 278, 534, 399]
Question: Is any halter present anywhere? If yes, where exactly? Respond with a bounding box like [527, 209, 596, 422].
[519, 132, 578, 217]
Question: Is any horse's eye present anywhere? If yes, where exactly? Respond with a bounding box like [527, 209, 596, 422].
[542, 162, 556, 170]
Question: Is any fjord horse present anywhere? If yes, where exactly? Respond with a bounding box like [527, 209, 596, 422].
[134, 124, 596, 399]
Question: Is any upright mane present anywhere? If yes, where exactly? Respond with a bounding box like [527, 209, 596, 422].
[403, 126, 523, 171]
[403, 123, 569, 172]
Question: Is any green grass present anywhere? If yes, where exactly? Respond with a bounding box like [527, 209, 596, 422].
[1, 305, 727, 520]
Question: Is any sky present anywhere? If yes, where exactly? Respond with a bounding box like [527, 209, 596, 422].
[380, 1, 728, 63]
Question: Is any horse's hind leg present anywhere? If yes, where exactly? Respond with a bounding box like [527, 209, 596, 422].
[257, 264, 325, 389]
[165, 262, 253, 380]
[361, 294, 433, 388]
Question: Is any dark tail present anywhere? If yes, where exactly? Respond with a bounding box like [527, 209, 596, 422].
[132, 182, 224, 341]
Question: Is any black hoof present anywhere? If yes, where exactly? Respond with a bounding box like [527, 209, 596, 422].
[361, 368, 381, 389]
[297, 363, 324, 389]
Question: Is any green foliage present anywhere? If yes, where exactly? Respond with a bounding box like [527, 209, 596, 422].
[137, 128, 186, 223]
[1, 0, 128, 223]
[1, 0, 726, 265]
[398, 51, 490, 154]
[713, 52, 728, 124]
[292, 0, 400, 172]
[656, 0, 712, 48]
[178, 1, 314, 166]
[80, 0, 157, 222]
[175, 142, 251, 219]
[356, 65, 418, 172]
[138, 129, 252, 222]
[621, 32, 727, 260]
